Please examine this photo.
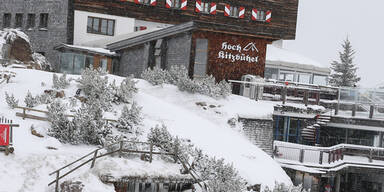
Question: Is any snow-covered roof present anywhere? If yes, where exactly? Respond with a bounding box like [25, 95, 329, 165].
[266, 44, 331, 75]
[82, 28, 162, 48]
[55, 43, 116, 56]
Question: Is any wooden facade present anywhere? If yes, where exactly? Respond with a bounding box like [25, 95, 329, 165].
[192, 31, 268, 81]
[74, 0, 298, 41]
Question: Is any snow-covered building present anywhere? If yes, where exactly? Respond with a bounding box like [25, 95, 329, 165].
[265, 42, 330, 86]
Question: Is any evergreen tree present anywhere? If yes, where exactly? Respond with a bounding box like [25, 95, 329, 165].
[329, 38, 361, 87]
[5, 92, 19, 109]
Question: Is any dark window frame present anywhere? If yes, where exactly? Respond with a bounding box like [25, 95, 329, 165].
[15, 13, 23, 28]
[138, 0, 151, 5]
[229, 6, 240, 18]
[256, 10, 266, 21]
[27, 14, 36, 29]
[3, 13, 12, 28]
[87, 16, 115, 36]
[39, 13, 49, 29]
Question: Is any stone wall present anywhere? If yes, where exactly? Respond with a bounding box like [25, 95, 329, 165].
[0, 0, 70, 71]
[165, 33, 191, 70]
[239, 117, 274, 155]
[118, 44, 146, 78]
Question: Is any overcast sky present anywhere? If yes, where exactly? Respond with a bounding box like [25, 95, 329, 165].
[284, 0, 384, 88]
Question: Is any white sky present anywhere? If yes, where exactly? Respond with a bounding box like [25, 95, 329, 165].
[285, 0, 384, 88]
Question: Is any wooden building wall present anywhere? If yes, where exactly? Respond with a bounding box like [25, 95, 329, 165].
[192, 31, 268, 81]
[74, 0, 298, 40]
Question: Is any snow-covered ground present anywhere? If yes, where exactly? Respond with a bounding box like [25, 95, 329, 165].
[0, 68, 292, 191]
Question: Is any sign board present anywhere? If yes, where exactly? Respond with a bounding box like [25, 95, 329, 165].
[217, 42, 260, 64]
[0, 124, 10, 146]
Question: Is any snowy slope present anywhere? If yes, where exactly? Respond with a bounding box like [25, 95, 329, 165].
[0, 68, 291, 191]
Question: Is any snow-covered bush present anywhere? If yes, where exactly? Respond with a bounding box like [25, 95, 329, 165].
[32, 52, 51, 71]
[52, 73, 70, 89]
[5, 92, 18, 109]
[141, 67, 169, 85]
[147, 125, 246, 191]
[118, 76, 138, 103]
[24, 91, 39, 108]
[263, 183, 307, 192]
[168, 65, 189, 84]
[77, 68, 112, 111]
[142, 66, 231, 98]
[116, 102, 143, 135]
[47, 101, 79, 144]
[37, 92, 54, 104]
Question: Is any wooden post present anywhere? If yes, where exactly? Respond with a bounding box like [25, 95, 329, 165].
[316, 92, 320, 105]
[328, 151, 332, 164]
[303, 91, 309, 106]
[149, 143, 153, 163]
[91, 150, 98, 168]
[22, 108, 26, 120]
[369, 105, 374, 119]
[369, 149, 373, 163]
[352, 104, 357, 117]
[335, 103, 339, 115]
[55, 171, 60, 192]
[299, 149, 304, 163]
[119, 141, 123, 158]
[282, 87, 287, 104]
[319, 151, 323, 165]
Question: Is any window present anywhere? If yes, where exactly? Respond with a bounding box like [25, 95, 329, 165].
[15, 13, 23, 28]
[138, 0, 151, 4]
[27, 14, 36, 29]
[313, 75, 327, 86]
[3, 13, 11, 28]
[99, 58, 108, 72]
[298, 73, 311, 84]
[201, 2, 210, 13]
[87, 17, 115, 36]
[170, 0, 181, 8]
[39, 13, 49, 29]
[256, 10, 265, 21]
[230, 6, 239, 18]
[60, 53, 87, 74]
[264, 68, 279, 80]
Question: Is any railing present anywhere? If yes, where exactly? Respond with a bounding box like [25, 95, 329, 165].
[48, 140, 205, 192]
[274, 141, 384, 166]
[14, 106, 117, 123]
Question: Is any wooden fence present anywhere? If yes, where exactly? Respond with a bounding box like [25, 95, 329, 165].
[48, 140, 206, 192]
[14, 106, 117, 123]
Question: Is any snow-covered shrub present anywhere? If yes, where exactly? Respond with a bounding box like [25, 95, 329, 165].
[24, 91, 39, 108]
[116, 102, 143, 135]
[76, 68, 112, 111]
[141, 67, 169, 85]
[168, 65, 189, 84]
[32, 52, 51, 71]
[142, 66, 231, 98]
[147, 125, 246, 191]
[197, 158, 246, 192]
[37, 92, 54, 104]
[47, 100, 79, 144]
[52, 73, 70, 89]
[118, 76, 138, 103]
[263, 183, 307, 192]
[176, 76, 201, 93]
[5, 92, 18, 108]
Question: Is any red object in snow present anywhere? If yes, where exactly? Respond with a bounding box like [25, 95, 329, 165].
[139, 26, 147, 31]
[285, 81, 289, 86]
[0, 124, 10, 146]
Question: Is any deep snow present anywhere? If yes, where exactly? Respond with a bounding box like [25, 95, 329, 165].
[0, 68, 292, 191]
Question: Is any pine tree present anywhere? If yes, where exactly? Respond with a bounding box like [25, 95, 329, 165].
[329, 38, 361, 87]
[5, 92, 19, 109]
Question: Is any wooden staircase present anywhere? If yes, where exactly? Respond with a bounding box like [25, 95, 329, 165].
[301, 115, 331, 145]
